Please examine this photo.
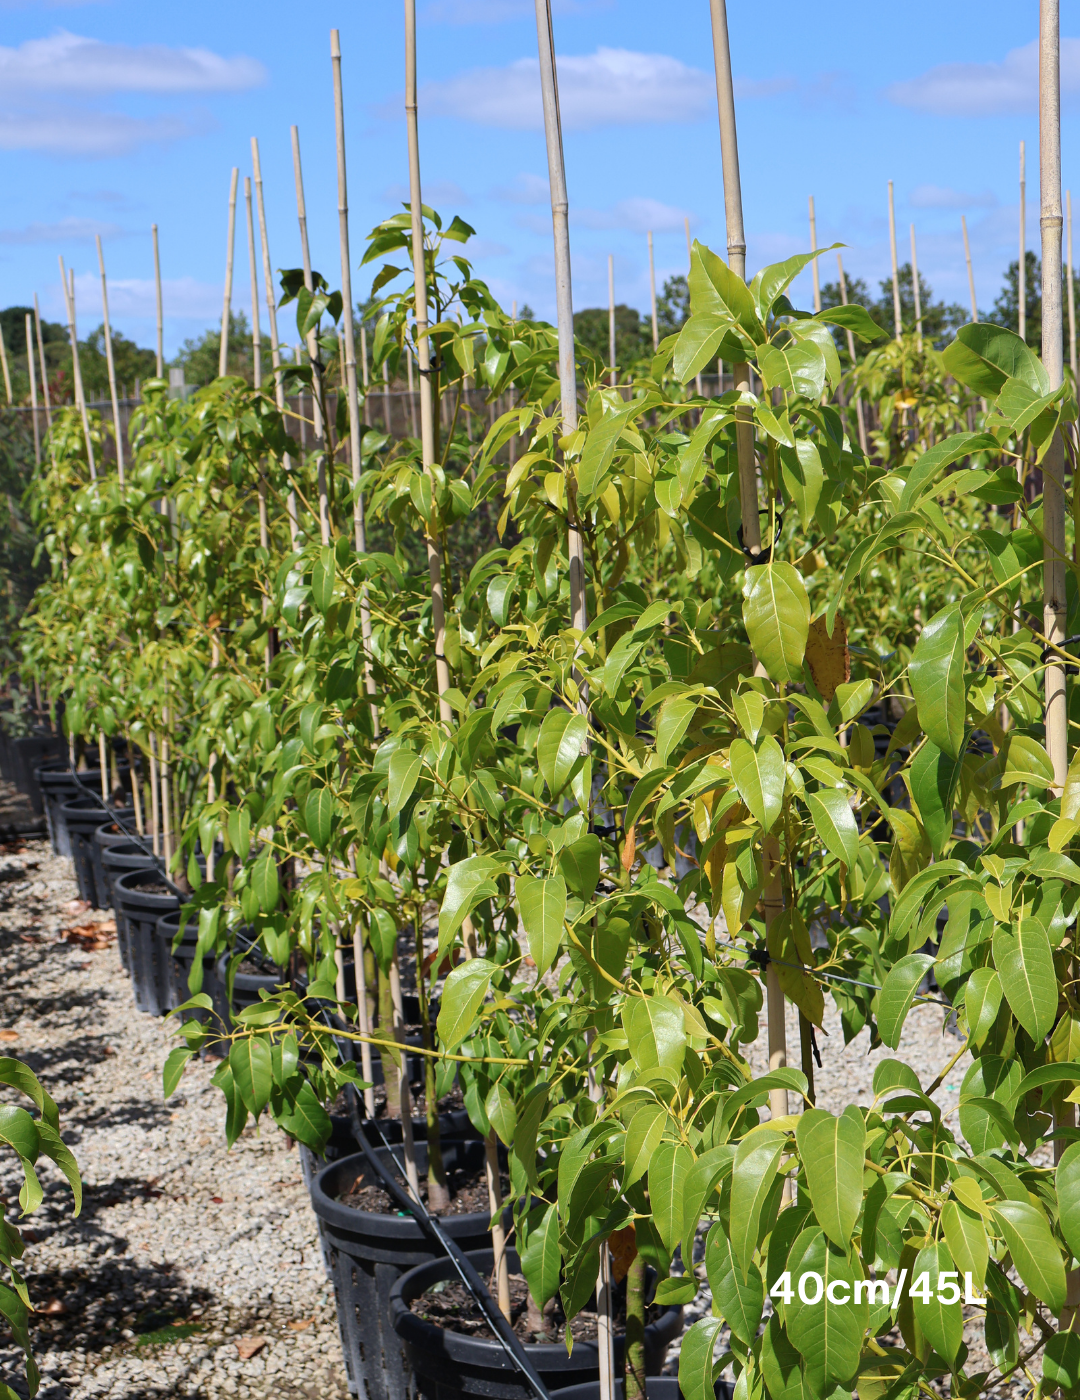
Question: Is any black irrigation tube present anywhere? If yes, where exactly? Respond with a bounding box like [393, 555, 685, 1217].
[341, 1078, 552, 1400]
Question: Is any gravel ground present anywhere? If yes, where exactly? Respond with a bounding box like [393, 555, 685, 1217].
[0, 838, 349, 1400]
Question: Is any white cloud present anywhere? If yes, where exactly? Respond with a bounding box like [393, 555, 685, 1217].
[417, 48, 715, 130]
[0, 107, 199, 156]
[887, 37, 1080, 116]
[0, 215, 123, 244]
[69, 273, 224, 322]
[574, 197, 693, 235]
[0, 31, 265, 94]
[735, 76, 797, 99]
[492, 172, 549, 205]
[382, 179, 470, 207]
[909, 183, 997, 211]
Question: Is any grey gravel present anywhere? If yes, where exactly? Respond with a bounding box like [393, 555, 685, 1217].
[0, 839, 349, 1400]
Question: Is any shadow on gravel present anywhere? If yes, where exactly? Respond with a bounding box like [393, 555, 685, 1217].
[6, 1032, 117, 1099]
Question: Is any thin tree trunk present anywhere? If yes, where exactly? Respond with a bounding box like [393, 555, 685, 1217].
[0, 324, 11, 404]
[152, 224, 164, 378]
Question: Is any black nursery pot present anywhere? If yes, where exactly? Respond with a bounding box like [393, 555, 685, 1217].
[10, 734, 66, 813]
[90, 813, 139, 909]
[101, 841, 158, 970]
[62, 799, 133, 907]
[215, 949, 287, 1024]
[36, 765, 88, 857]
[157, 907, 228, 1025]
[113, 867, 179, 1016]
[389, 1248, 684, 1400]
[309, 1141, 496, 1400]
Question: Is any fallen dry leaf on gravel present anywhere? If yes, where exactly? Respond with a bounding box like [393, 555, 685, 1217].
[61, 899, 91, 916]
[62, 920, 116, 951]
[0, 1029, 18, 1041]
[40, 1299, 66, 1316]
[235, 1336, 267, 1360]
[286, 1318, 314, 1332]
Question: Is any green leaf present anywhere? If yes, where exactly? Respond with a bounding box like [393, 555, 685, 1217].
[941, 1200, 988, 1287]
[516, 872, 566, 977]
[898, 433, 1000, 513]
[794, 1107, 865, 1248]
[731, 1133, 785, 1273]
[275, 1080, 331, 1151]
[521, 1202, 561, 1308]
[578, 399, 651, 500]
[624, 1102, 668, 1187]
[251, 848, 280, 914]
[908, 606, 966, 759]
[229, 1038, 273, 1117]
[437, 958, 495, 1049]
[779, 439, 824, 531]
[387, 750, 422, 821]
[437, 856, 503, 954]
[163, 1046, 193, 1100]
[761, 1315, 804, 1400]
[485, 1080, 517, 1145]
[704, 1223, 764, 1347]
[1056, 1141, 1080, 1260]
[303, 786, 334, 849]
[679, 1317, 725, 1400]
[806, 788, 860, 870]
[649, 1140, 695, 1254]
[942, 321, 1049, 397]
[623, 995, 686, 1075]
[227, 806, 251, 860]
[785, 1227, 867, 1390]
[1045, 1330, 1080, 1397]
[965, 967, 1002, 1046]
[537, 708, 587, 796]
[729, 736, 785, 834]
[992, 1200, 1066, 1312]
[311, 545, 336, 612]
[0, 1057, 58, 1130]
[958, 1096, 1019, 1153]
[368, 908, 398, 973]
[910, 740, 963, 857]
[912, 1240, 963, 1366]
[656, 695, 699, 765]
[877, 954, 935, 1049]
[816, 303, 885, 343]
[558, 835, 601, 900]
[742, 563, 810, 683]
[993, 921, 1056, 1042]
[624, 766, 675, 832]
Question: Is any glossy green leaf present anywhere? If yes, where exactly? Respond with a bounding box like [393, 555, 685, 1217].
[729, 735, 785, 834]
[303, 786, 334, 849]
[877, 953, 935, 1049]
[761, 1315, 804, 1400]
[993, 921, 1056, 1042]
[251, 848, 280, 915]
[275, 1080, 331, 1151]
[437, 958, 496, 1049]
[1056, 1141, 1080, 1259]
[910, 740, 963, 857]
[731, 1133, 785, 1273]
[229, 1037, 272, 1117]
[387, 749, 422, 821]
[742, 563, 810, 683]
[311, 545, 336, 612]
[806, 788, 860, 870]
[521, 1202, 561, 1308]
[908, 606, 966, 759]
[992, 1200, 1066, 1312]
[794, 1107, 865, 1247]
[537, 708, 586, 795]
[941, 1200, 988, 1287]
[516, 872, 566, 977]
[785, 1227, 867, 1390]
[678, 1317, 725, 1400]
[964, 967, 1002, 1047]
[649, 1140, 695, 1254]
[656, 695, 699, 765]
[623, 995, 686, 1075]
[704, 1223, 764, 1347]
[624, 1102, 668, 1187]
[911, 1240, 963, 1366]
[1045, 1330, 1080, 1397]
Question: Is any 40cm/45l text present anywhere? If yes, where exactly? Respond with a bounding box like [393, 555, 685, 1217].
[771, 1270, 985, 1307]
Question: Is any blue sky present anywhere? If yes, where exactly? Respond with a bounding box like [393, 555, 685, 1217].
[0, 0, 1076, 357]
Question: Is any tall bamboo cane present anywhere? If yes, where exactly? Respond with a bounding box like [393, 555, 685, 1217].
[647, 230, 659, 351]
[244, 180, 263, 390]
[1020, 140, 1027, 343]
[95, 235, 126, 484]
[836, 253, 868, 456]
[607, 254, 616, 387]
[0, 326, 11, 405]
[1068, 191, 1077, 381]
[708, 0, 789, 1150]
[25, 315, 40, 468]
[808, 196, 821, 313]
[251, 136, 300, 547]
[910, 224, 923, 348]
[708, 0, 759, 556]
[887, 181, 902, 339]
[962, 215, 979, 322]
[59, 258, 96, 480]
[152, 225, 164, 378]
[33, 297, 51, 434]
[291, 127, 331, 546]
[220, 168, 239, 378]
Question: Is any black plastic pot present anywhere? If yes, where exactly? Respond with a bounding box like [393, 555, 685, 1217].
[157, 907, 228, 1025]
[113, 867, 180, 1015]
[215, 950, 287, 1022]
[37, 766, 94, 857]
[556, 1382, 735, 1400]
[389, 1248, 684, 1400]
[310, 1142, 497, 1400]
[90, 814, 140, 909]
[9, 734, 66, 813]
[101, 842, 159, 970]
[62, 799, 133, 907]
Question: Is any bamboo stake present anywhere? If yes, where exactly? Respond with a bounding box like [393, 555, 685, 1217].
[684, 216, 704, 397]
[59, 258, 97, 480]
[352, 913, 377, 1118]
[220, 168, 239, 378]
[291, 126, 331, 546]
[1068, 191, 1077, 380]
[95, 235, 126, 484]
[244, 179, 263, 388]
[910, 224, 923, 348]
[808, 196, 821, 313]
[961, 215, 979, 322]
[708, 0, 759, 556]
[607, 254, 616, 387]
[647, 230, 659, 351]
[98, 732, 109, 803]
[148, 731, 160, 857]
[837, 254, 868, 456]
[359, 325, 369, 392]
[709, 0, 789, 1149]
[887, 180, 902, 339]
[126, 729, 144, 836]
[0, 326, 11, 404]
[152, 225, 164, 378]
[251, 137, 300, 548]
[25, 314, 40, 468]
[1020, 140, 1027, 343]
[331, 30, 378, 733]
[406, 344, 418, 436]
[34, 296, 52, 432]
[405, 1, 454, 726]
